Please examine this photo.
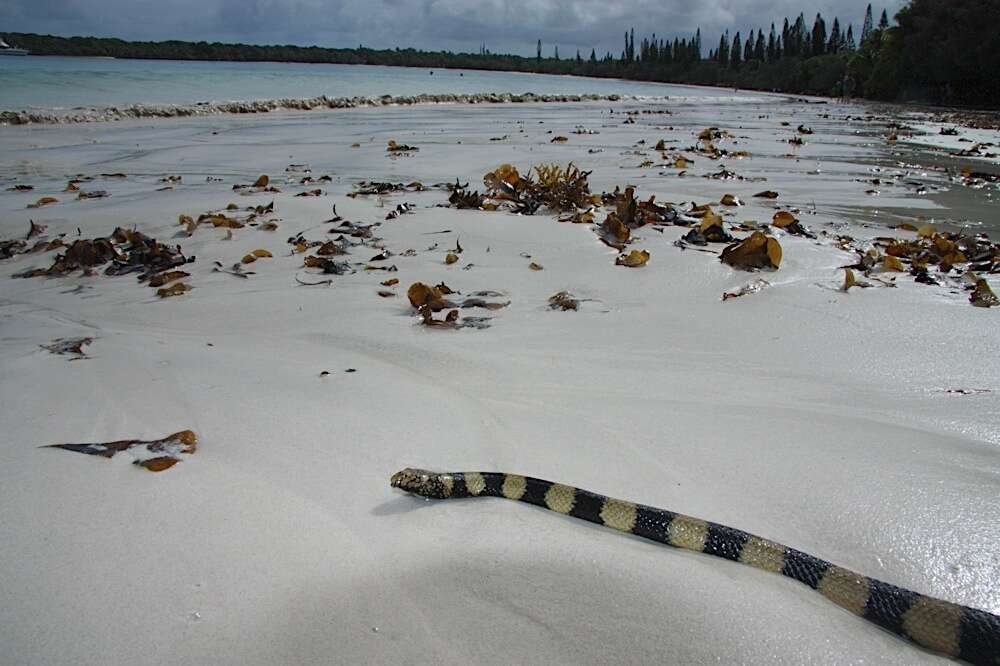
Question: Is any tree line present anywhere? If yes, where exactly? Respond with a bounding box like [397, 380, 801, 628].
[4, 1, 997, 108]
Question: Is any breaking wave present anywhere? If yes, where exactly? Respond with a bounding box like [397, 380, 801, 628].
[0, 92, 674, 125]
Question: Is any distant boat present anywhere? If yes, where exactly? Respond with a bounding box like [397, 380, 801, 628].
[0, 38, 29, 56]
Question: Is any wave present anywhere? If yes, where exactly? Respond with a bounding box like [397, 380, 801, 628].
[0, 92, 656, 125]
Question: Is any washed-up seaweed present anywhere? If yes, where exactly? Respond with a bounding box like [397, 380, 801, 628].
[41, 337, 92, 358]
[407, 282, 508, 312]
[303, 256, 354, 275]
[721, 232, 783, 271]
[969, 279, 998, 307]
[348, 181, 424, 197]
[548, 291, 579, 311]
[13, 227, 190, 280]
[45, 429, 197, 472]
[616, 249, 650, 267]
[723, 279, 771, 301]
[771, 211, 816, 238]
[417, 305, 492, 330]
[385, 203, 414, 219]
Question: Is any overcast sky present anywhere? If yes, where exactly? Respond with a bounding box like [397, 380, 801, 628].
[2, 0, 906, 57]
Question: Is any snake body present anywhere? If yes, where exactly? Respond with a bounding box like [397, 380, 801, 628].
[391, 468, 999, 664]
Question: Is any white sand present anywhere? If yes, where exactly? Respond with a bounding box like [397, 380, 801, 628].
[0, 96, 997, 665]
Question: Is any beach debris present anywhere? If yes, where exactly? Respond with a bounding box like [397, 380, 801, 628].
[78, 190, 110, 200]
[13, 228, 189, 280]
[616, 249, 650, 267]
[720, 194, 742, 206]
[303, 256, 353, 275]
[599, 214, 630, 250]
[387, 139, 418, 153]
[41, 337, 92, 358]
[253, 175, 269, 188]
[550, 136, 569, 143]
[407, 282, 456, 311]
[147, 270, 190, 287]
[449, 183, 486, 209]
[445, 253, 459, 265]
[241, 248, 273, 264]
[458, 163, 597, 215]
[6, 184, 33, 192]
[157, 282, 192, 298]
[754, 190, 780, 199]
[771, 211, 815, 238]
[721, 232, 782, 271]
[548, 291, 579, 311]
[213, 261, 254, 278]
[27, 221, 46, 239]
[881, 255, 906, 272]
[378, 290, 395, 298]
[970, 279, 998, 308]
[529, 262, 544, 271]
[385, 202, 414, 220]
[937, 388, 991, 395]
[27, 196, 58, 209]
[723, 279, 771, 301]
[842, 268, 860, 291]
[315, 240, 349, 256]
[417, 305, 492, 330]
[295, 274, 332, 286]
[381, 278, 399, 286]
[407, 282, 508, 313]
[295, 189, 323, 197]
[45, 429, 197, 472]
[348, 181, 416, 197]
[681, 211, 733, 246]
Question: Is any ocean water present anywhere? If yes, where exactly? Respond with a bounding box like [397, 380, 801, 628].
[0, 56, 740, 111]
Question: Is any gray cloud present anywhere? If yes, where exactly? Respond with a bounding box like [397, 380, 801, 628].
[1, 0, 906, 56]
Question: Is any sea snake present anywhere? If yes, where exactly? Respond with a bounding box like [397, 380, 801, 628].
[390, 468, 999, 664]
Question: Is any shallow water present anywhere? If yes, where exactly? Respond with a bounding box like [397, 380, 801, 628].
[1, 56, 744, 110]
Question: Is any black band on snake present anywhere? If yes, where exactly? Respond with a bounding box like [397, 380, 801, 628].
[390, 468, 999, 665]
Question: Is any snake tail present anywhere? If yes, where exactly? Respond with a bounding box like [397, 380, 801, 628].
[390, 468, 1000, 665]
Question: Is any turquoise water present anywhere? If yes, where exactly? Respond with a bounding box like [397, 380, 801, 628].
[0, 56, 738, 110]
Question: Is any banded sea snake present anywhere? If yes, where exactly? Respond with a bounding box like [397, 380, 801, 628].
[391, 468, 999, 664]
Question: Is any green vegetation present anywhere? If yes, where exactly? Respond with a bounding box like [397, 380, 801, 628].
[5, 1, 997, 108]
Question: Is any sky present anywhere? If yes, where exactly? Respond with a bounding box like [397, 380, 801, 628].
[1, 0, 907, 57]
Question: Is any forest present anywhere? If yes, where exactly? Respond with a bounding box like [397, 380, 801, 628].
[5, 1, 997, 108]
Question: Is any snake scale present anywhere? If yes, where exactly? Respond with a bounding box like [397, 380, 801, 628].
[391, 468, 999, 664]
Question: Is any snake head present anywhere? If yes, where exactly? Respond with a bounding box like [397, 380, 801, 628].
[390, 468, 453, 499]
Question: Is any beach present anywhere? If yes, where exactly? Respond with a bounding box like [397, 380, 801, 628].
[1, 93, 998, 664]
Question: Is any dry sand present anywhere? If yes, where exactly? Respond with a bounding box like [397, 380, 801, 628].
[0, 95, 998, 665]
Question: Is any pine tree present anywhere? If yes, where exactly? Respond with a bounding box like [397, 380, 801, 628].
[576, 49, 582, 63]
[879, 9, 889, 29]
[730, 32, 742, 68]
[794, 14, 808, 56]
[718, 32, 729, 64]
[782, 18, 791, 57]
[811, 13, 827, 57]
[589, 48, 596, 63]
[754, 30, 766, 60]
[828, 18, 842, 53]
[861, 4, 874, 43]
[767, 24, 777, 61]
[694, 28, 702, 60]
[629, 27, 636, 62]
[744, 30, 754, 62]
[536, 39, 541, 61]
[845, 25, 856, 51]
